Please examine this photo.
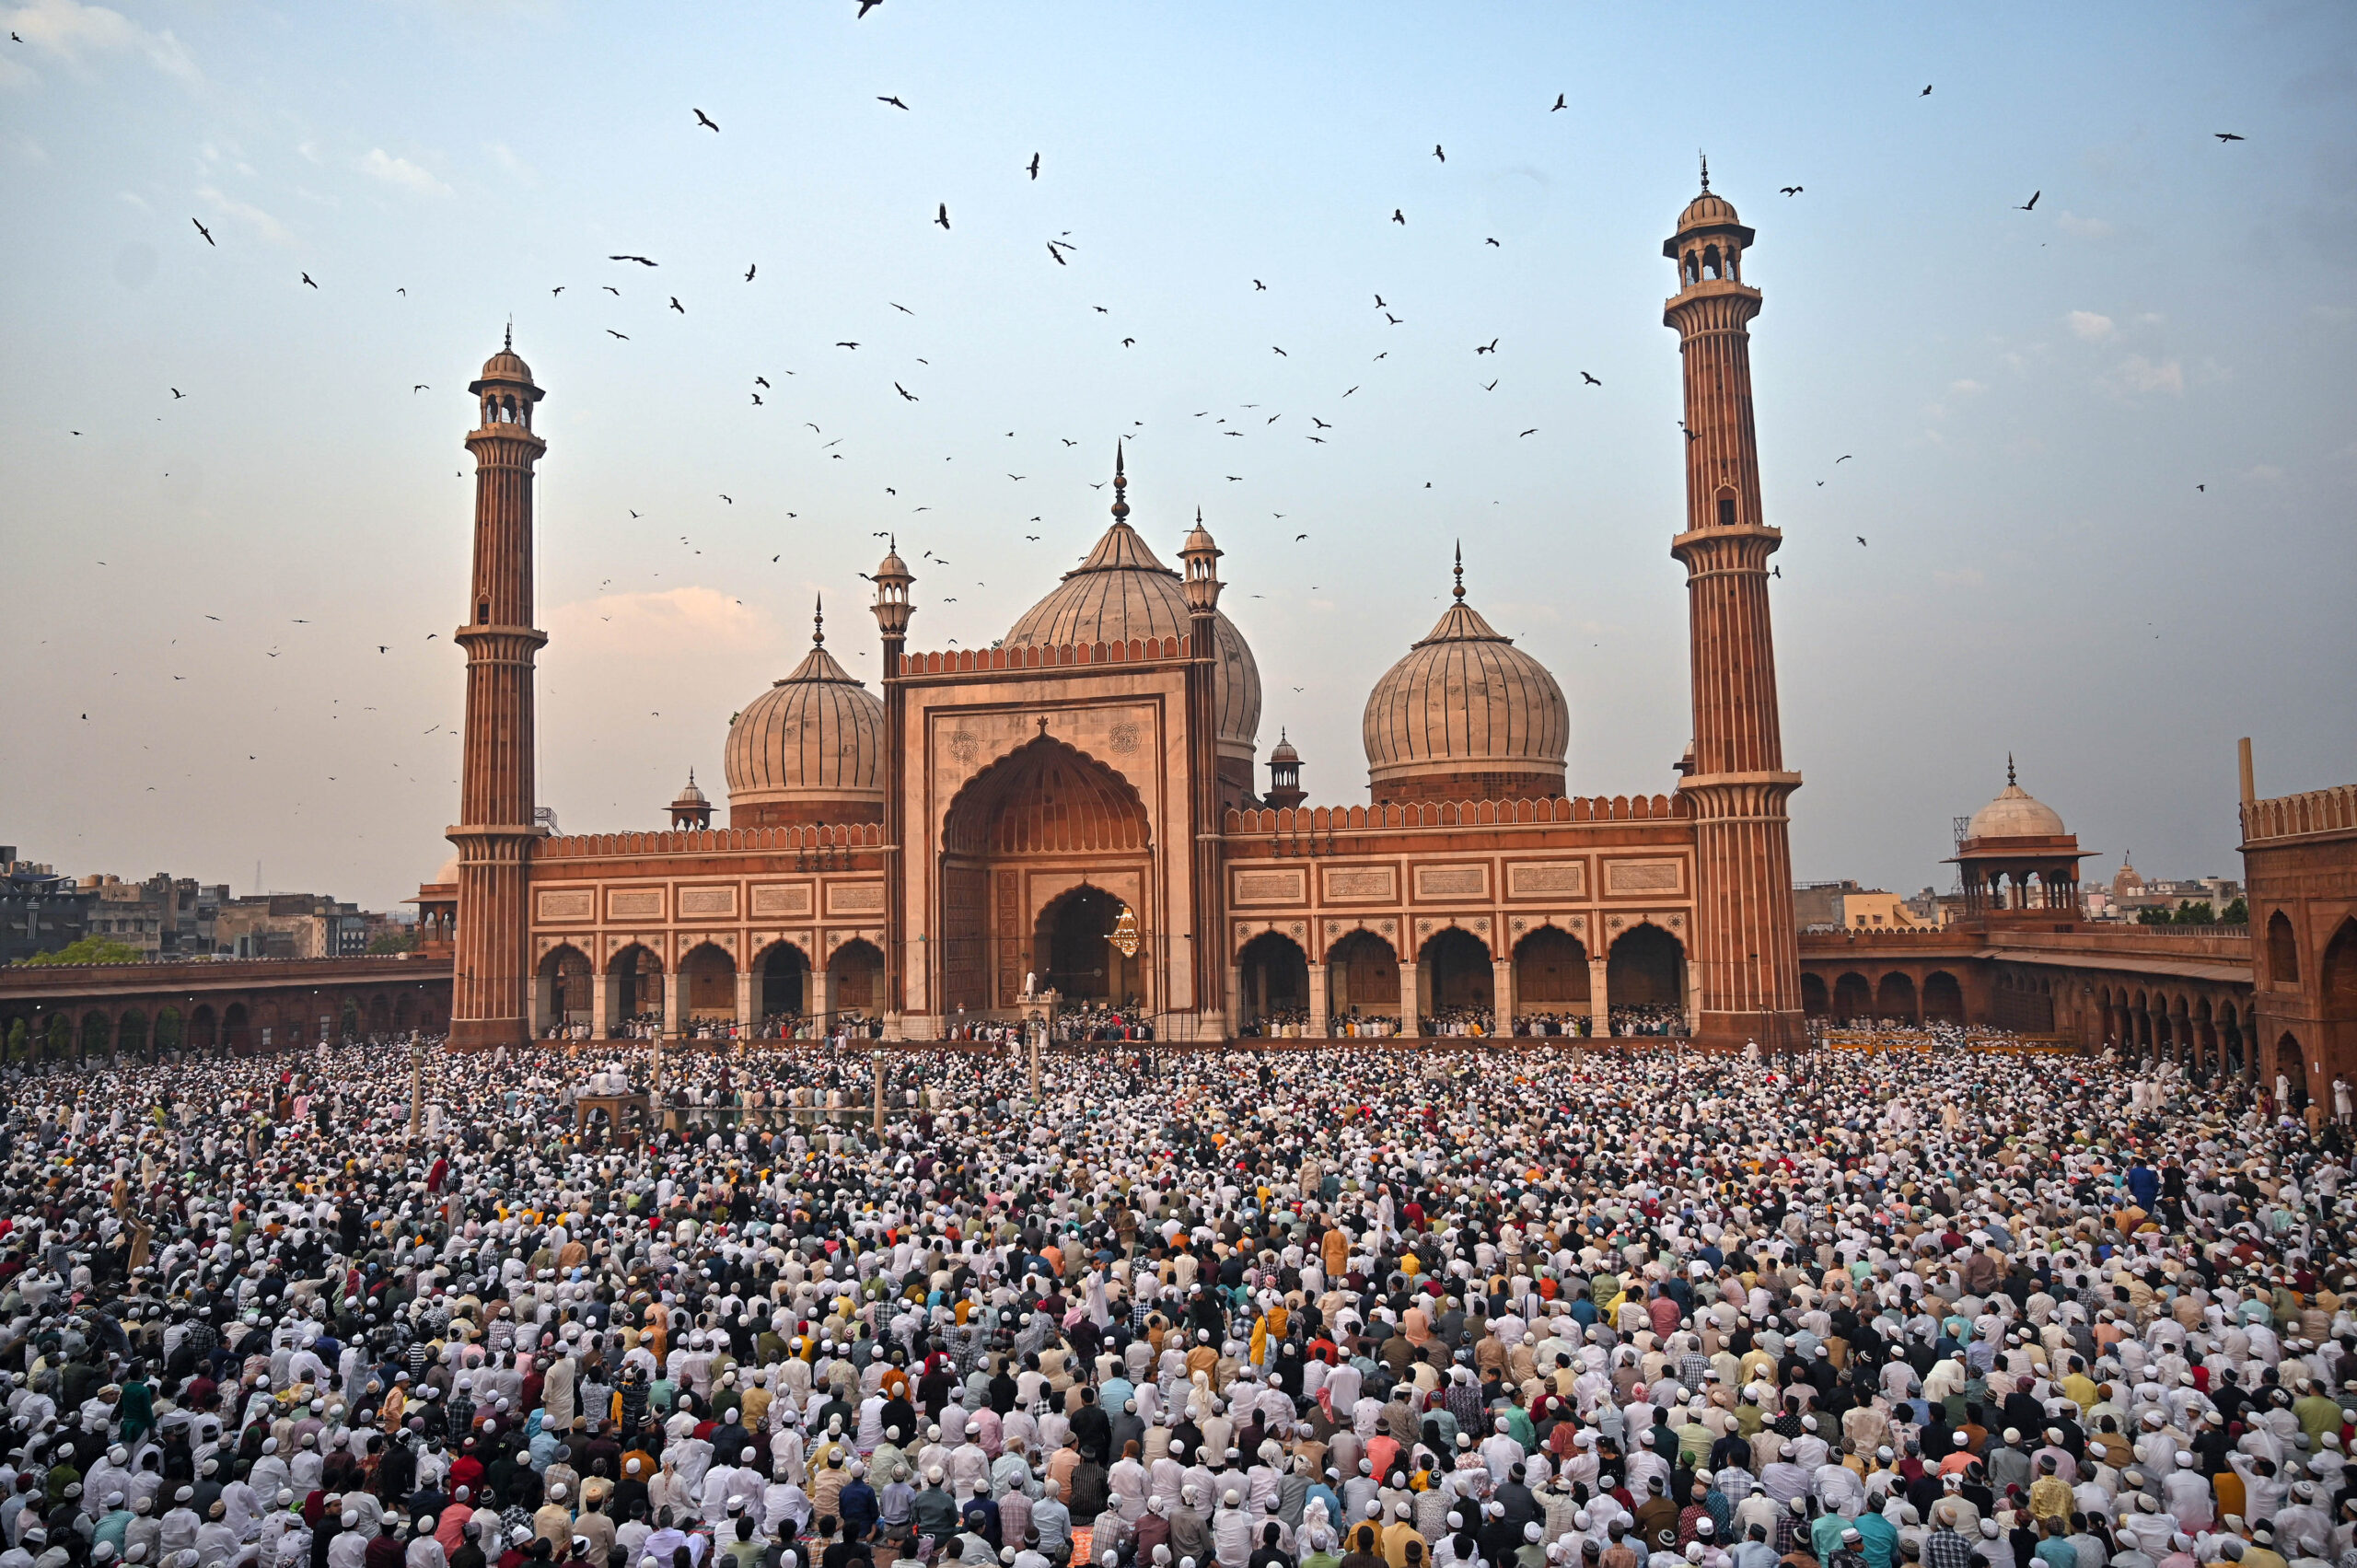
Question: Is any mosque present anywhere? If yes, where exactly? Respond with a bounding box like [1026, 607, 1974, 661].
[426, 179, 1811, 1050]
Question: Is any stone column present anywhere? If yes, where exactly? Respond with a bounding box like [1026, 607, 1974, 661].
[736, 966, 755, 1033]
[818, 965, 840, 1028]
[1588, 957, 1610, 1038]
[591, 966, 610, 1041]
[1225, 962, 1243, 1038]
[1492, 958, 1515, 1036]
[1399, 960, 1422, 1038]
[661, 969, 683, 1039]
[1307, 963, 1331, 1039]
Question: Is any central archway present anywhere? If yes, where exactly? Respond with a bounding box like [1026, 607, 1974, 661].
[1037, 884, 1138, 1005]
[936, 736, 1155, 1013]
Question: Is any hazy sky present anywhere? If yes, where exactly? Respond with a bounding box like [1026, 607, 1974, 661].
[5, 2, 2352, 912]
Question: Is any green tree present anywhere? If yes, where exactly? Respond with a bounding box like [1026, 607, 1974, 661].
[2220, 896, 2249, 924]
[2175, 900, 2216, 925]
[2136, 907, 2175, 926]
[368, 930, 419, 955]
[18, 935, 143, 967]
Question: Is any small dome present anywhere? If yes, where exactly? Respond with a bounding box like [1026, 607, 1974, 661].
[670, 770, 709, 807]
[725, 609, 886, 814]
[1006, 512, 1261, 758]
[1662, 168, 1756, 261]
[1967, 760, 2067, 840]
[428, 855, 459, 887]
[877, 545, 911, 581]
[1363, 552, 1568, 794]
[1675, 189, 1742, 235]
[468, 329, 540, 396]
[1270, 731, 1301, 765]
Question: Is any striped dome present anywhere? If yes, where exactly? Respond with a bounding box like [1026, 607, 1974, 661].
[1006, 517, 1262, 759]
[1363, 556, 1568, 791]
[724, 612, 885, 812]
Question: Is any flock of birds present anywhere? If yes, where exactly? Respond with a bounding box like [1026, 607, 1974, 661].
[32, 6, 2258, 810]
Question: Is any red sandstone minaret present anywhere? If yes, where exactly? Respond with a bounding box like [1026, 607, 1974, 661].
[1663, 162, 1806, 1051]
[447, 330, 547, 1051]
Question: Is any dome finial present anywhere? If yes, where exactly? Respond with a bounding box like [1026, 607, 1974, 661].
[1110, 440, 1129, 520]
[813, 593, 824, 647]
[2007, 751, 2016, 787]
[1452, 540, 1465, 602]
[1698, 150, 1709, 192]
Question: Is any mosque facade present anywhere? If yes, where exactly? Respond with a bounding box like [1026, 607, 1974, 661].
[435, 181, 1808, 1051]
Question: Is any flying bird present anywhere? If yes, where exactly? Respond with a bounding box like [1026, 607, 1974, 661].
[602, 285, 621, 296]
[607, 330, 629, 339]
[1391, 209, 1405, 224]
[895, 382, 918, 401]
[301, 273, 318, 289]
[2196, 483, 2206, 492]
[1550, 94, 1566, 111]
[1581, 371, 1601, 385]
[1121, 338, 1135, 347]
[1781, 186, 1803, 196]
[719, 494, 733, 504]
[1295, 533, 1308, 541]
[935, 203, 950, 229]
[2018, 191, 2039, 211]
[879, 96, 909, 110]
[755, 377, 770, 388]
[1374, 294, 1386, 308]
[1921, 84, 1932, 96]
[1434, 145, 1445, 162]
[1047, 242, 1065, 264]
[668, 296, 685, 313]
[552, 285, 565, 296]
[1341, 386, 1358, 397]
[2215, 133, 2245, 142]
[1485, 238, 1500, 247]
[1311, 417, 1330, 428]
[1253, 279, 1267, 291]
[1271, 346, 1287, 356]
[1028, 152, 1039, 180]
[412, 384, 429, 393]
[751, 393, 763, 406]
[1835, 453, 1853, 462]
[1519, 428, 1538, 437]
[836, 342, 860, 349]
[1226, 476, 1242, 482]
[170, 388, 184, 399]
[1855, 536, 1867, 546]
[745, 263, 756, 282]
[1475, 339, 1497, 354]
[1482, 379, 1497, 391]
[610, 255, 657, 266]
[694, 109, 719, 132]
[857, 0, 881, 15]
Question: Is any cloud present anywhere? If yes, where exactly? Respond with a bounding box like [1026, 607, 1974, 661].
[1948, 378, 1986, 395]
[359, 148, 451, 197]
[2106, 354, 2184, 396]
[194, 183, 292, 245]
[548, 587, 777, 652]
[2056, 211, 2113, 240]
[485, 141, 536, 182]
[2066, 310, 2115, 342]
[5, 0, 198, 82]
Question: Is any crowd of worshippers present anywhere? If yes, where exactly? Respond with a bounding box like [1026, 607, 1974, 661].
[7, 1038, 2357, 1568]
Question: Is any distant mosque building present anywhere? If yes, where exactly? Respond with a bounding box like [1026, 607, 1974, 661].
[424, 179, 1809, 1048]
